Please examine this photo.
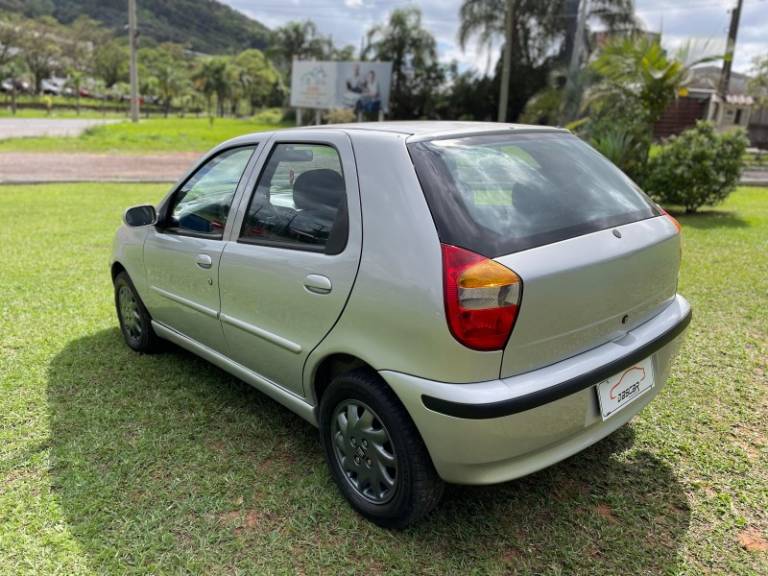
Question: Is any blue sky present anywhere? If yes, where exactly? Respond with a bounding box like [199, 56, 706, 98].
[223, 0, 768, 74]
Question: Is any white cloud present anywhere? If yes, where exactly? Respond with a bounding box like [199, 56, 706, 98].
[224, 0, 767, 74]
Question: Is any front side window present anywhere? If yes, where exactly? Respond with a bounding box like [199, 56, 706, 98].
[240, 143, 348, 253]
[166, 146, 256, 238]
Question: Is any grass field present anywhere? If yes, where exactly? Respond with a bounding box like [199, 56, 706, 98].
[0, 184, 766, 575]
[0, 117, 287, 153]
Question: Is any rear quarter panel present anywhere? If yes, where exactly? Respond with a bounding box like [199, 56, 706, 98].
[303, 131, 503, 399]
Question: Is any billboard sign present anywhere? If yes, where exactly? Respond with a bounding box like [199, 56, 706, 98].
[290, 61, 393, 113]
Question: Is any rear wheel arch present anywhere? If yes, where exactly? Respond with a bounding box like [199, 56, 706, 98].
[311, 353, 373, 406]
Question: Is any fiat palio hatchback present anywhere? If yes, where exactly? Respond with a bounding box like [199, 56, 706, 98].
[111, 122, 691, 527]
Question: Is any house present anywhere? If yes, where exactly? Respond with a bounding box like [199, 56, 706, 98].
[654, 66, 766, 148]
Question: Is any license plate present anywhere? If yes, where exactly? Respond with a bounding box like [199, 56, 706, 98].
[596, 357, 655, 420]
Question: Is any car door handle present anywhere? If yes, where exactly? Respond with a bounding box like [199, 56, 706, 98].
[304, 274, 332, 294]
[196, 254, 213, 269]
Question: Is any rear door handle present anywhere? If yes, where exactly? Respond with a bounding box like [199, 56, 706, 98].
[304, 274, 332, 294]
[196, 254, 213, 269]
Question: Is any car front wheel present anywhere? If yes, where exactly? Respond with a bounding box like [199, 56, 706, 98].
[114, 270, 161, 353]
[319, 369, 444, 528]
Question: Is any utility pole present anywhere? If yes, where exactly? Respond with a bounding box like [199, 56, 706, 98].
[128, 0, 139, 123]
[718, 0, 743, 97]
[497, 0, 513, 122]
[561, 0, 589, 125]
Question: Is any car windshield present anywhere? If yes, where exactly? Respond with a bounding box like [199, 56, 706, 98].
[408, 132, 658, 257]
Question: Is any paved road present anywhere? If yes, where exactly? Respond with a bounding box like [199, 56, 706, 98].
[742, 169, 768, 186]
[0, 152, 201, 183]
[0, 118, 120, 139]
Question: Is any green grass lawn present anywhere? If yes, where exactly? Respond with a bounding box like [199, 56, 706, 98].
[0, 117, 288, 153]
[1, 184, 766, 575]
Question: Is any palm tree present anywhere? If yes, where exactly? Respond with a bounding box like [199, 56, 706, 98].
[234, 49, 283, 115]
[364, 7, 440, 118]
[268, 21, 330, 78]
[193, 58, 229, 117]
[589, 37, 721, 127]
[584, 36, 722, 180]
[458, 0, 638, 121]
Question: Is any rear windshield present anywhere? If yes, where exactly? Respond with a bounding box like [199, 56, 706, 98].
[408, 132, 659, 257]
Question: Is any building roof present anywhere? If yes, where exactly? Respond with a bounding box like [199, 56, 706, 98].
[687, 65, 752, 95]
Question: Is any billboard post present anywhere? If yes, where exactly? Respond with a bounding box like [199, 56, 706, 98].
[290, 61, 393, 122]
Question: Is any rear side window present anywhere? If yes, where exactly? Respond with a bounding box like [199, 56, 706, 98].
[239, 143, 348, 254]
[408, 132, 658, 257]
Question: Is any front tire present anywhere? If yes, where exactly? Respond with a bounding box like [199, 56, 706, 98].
[319, 369, 444, 528]
[114, 271, 161, 353]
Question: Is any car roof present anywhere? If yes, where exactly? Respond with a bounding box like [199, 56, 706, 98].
[223, 120, 566, 149]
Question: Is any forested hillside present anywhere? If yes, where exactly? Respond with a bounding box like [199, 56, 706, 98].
[0, 0, 270, 54]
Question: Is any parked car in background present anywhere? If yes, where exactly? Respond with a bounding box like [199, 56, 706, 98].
[41, 77, 69, 96]
[111, 122, 691, 527]
[1, 78, 30, 93]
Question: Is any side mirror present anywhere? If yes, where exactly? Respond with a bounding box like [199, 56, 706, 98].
[123, 205, 157, 227]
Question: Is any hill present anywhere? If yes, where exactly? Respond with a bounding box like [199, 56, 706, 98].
[0, 0, 271, 54]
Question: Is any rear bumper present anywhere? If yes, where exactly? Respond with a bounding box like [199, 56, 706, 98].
[381, 294, 691, 484]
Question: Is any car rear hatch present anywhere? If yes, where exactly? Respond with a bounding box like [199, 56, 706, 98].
[408, 129, 681, 378]
[494, 216, 679, 376]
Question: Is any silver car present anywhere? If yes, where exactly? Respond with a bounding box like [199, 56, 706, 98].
[111, 121, 691, 528]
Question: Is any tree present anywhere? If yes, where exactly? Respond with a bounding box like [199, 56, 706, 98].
[0, 13, 26, 115]
[0, 13, 23, 70]
[268, 21, 330, 75]
[457, 0, 638, 121]
[93, 40, 129, 89]
[60, 16, 107, 114]
[583, 37, 721, 180]
[590, 37, 696, 127]
[17, 17, 62, 94]
[193, 57, 229, 117]
[333, 45, 357, 61]
[364, 7, 442, 119]
[233, 49, 283, 115]
[436, 68, 496, 120]
[748, 54, 768, 109]
[142, 44, 191, 117]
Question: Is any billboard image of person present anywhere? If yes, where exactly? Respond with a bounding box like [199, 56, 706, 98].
[292, 61, 392, 113]
[342, 65, 383, 114]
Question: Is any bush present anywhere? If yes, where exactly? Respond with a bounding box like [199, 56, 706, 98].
[324, 108, 356, 124]
[644, 121, 748, 213]
[251, 108, 284, 124]
[588, 124, 650, 183]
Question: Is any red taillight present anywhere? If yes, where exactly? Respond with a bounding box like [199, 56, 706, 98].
[660, 208, 681, 233]
[441, 244, 522, 351]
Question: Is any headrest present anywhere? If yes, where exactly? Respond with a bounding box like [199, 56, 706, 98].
[293, 169, 345, 211]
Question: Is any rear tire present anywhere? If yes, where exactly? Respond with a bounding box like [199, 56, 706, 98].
[114, 271, 161, 353]
[319, 369, 444, 528]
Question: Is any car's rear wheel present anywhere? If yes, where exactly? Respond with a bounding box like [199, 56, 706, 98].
[114, 271, 161, 353]
[319, 369, 444, 528]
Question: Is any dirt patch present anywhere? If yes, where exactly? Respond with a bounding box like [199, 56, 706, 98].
[0, 152, 201, 183]
[738, 530, 768, 553]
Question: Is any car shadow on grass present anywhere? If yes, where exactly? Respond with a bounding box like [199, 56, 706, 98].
[48, 328, 690, 575]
